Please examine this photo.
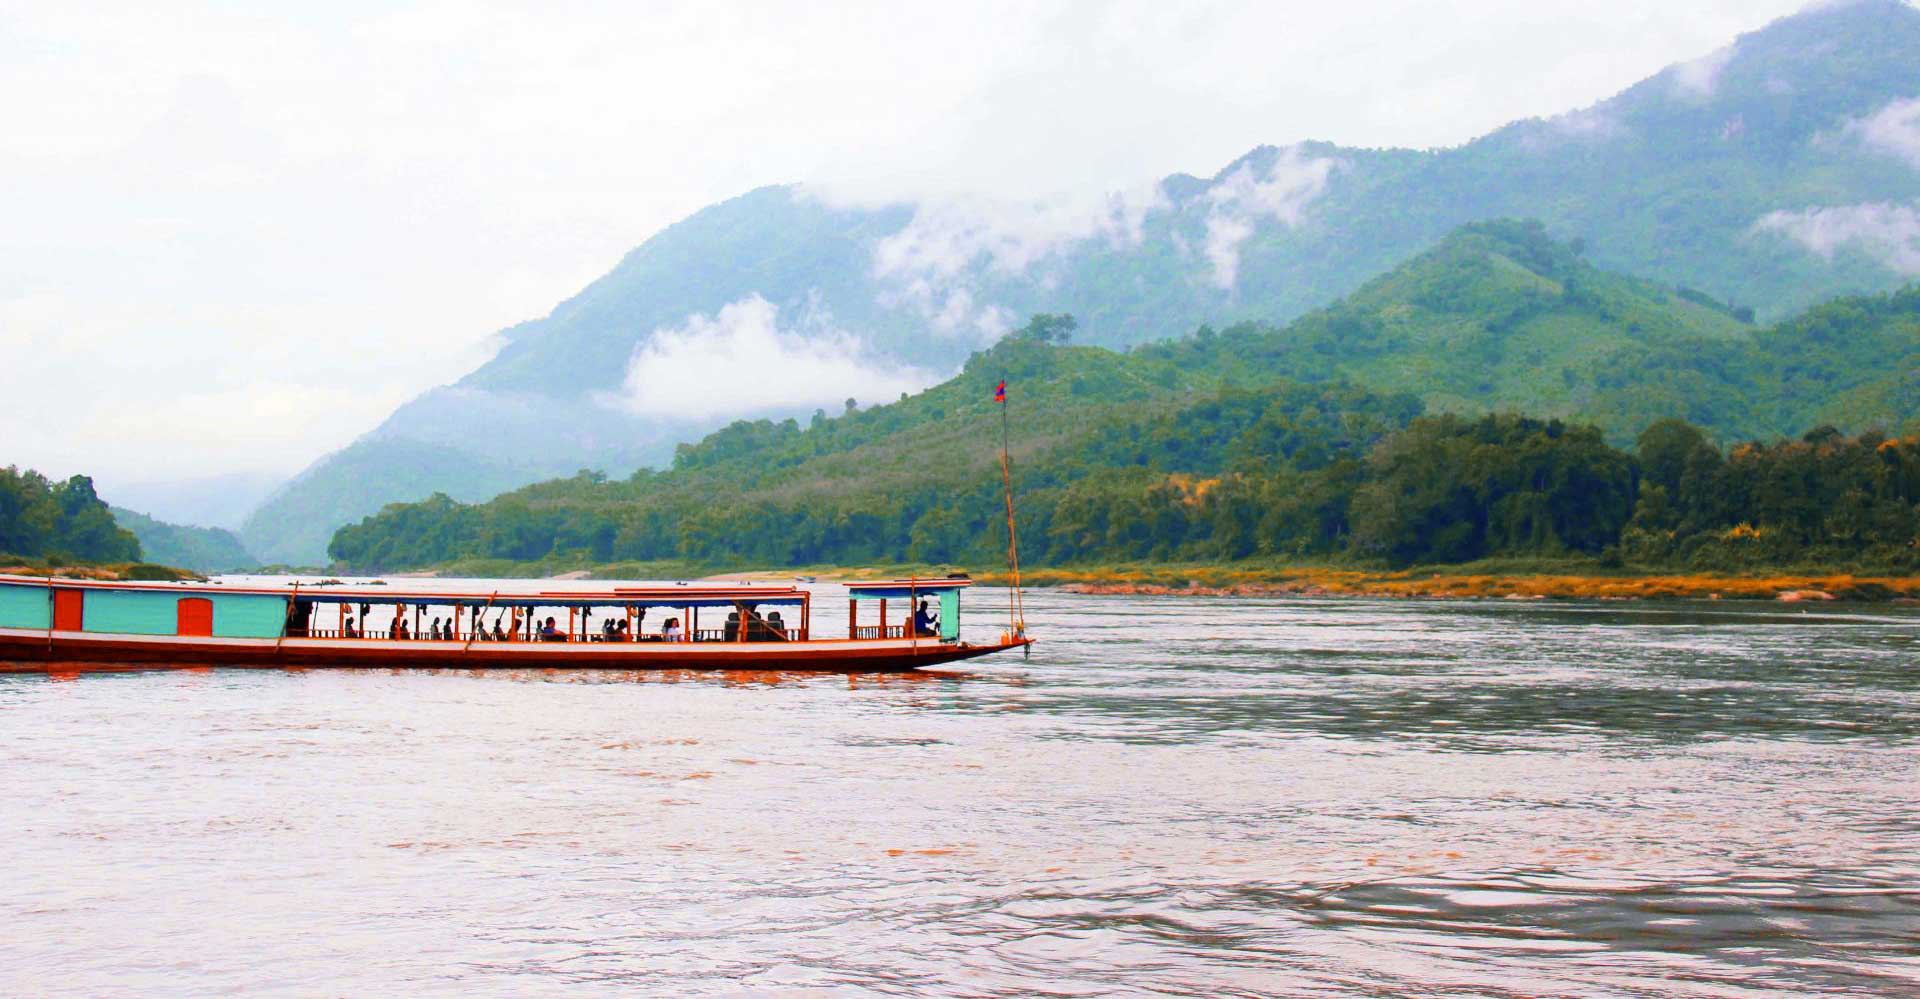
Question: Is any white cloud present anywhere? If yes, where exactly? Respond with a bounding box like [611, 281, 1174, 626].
[1202, 148, 1340, 289]
[1670, 44, 1735, 100]
[602, 296, 937, 419]
[1549, 107, 1626, 140]
[1849, 95, 1920, 169]
[848, 181, 1168, 337]
[1755, 202, 1920, 275]
[867, 185, 1169, 281]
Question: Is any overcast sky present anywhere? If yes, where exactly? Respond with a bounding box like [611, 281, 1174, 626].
[0, 0, 1816, 497]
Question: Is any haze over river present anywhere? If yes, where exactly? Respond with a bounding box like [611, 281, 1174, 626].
[4, 585, 1919, 996]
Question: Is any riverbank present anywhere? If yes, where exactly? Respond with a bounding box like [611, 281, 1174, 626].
[980, 564, 1920, 602]
[700, 562, 1920, 602]
[0, 560, 200, 582]
[320, 556, 1920, 603]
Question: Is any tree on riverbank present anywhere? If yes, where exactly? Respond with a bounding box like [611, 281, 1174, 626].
[0, 468, 141, 564]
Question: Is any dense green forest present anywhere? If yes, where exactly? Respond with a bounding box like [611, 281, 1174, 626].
[108, 507, 257, 574]
[0, 468, 142, 564]
[329, 273, 1920, 575]
[1143, 222, 1920, 444]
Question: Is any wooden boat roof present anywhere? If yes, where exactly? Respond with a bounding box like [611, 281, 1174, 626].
[0, 574, 807, 608]
[845, 578, 974, 598]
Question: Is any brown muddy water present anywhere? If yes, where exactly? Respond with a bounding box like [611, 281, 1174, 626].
[3, 587, 1918, 996]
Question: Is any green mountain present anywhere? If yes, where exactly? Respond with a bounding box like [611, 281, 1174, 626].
[109, 507, 258, 574]
[325, 222, 1920, 573]
[1149, 220, 1757, 435]
[249, 0, 1920, 564]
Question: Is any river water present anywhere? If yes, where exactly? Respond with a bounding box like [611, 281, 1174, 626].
[4, 587, 1918, 996]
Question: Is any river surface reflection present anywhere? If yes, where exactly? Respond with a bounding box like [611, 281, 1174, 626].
[4, 589, 1918, 996]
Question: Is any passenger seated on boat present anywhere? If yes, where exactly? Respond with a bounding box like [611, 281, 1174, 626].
[662, 617, 682, 641]
[911, 600, 938, 638]
[616, 619, 631, 642]
[396, 617, 411, 641]
[429, 619, 442, 641]
[491, 620, 506, 642]
[540, 617, 565, 642]
[724, 611, 740, 642]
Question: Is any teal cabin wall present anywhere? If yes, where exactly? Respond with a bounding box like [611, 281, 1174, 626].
[939, 589, 960, 641]
[0, 582, 51, 628]
[82, 590, 179, 635]
[210, 594, 286, 638]
[52, 588, 287, 638]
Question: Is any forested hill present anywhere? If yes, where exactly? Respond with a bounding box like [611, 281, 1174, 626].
[247, 0, 1920, 565]
[1154, 221, 1920, 442]
[108, 508, 258, 574]
[327, 226, 1920, 573]
[1, 468, 141, 565]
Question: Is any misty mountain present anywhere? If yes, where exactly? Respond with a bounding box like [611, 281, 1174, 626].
[324, 222, 1920, 573]
[109, 507, 258, 574]
[107, 472, 285, 532]
[244, 0, 1920, 564]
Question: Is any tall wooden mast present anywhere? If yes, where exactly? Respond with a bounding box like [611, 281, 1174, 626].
[998, 380, 1026, 637]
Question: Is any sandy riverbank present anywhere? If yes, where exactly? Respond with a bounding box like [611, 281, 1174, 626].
[986, 566, 1920, 602]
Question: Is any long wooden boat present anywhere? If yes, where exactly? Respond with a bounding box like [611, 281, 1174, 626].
[0, 574, 1031, 672]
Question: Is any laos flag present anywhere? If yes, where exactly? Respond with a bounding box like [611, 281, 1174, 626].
[994, 380, 1006, 403]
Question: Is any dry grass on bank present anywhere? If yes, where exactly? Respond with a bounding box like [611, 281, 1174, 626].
[975, 564, 1920, 602]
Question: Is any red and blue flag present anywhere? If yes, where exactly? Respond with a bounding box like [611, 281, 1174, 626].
[994, 380, 1006, 403]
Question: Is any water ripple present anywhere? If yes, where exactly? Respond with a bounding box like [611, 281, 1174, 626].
[3, 591, 1918, 996]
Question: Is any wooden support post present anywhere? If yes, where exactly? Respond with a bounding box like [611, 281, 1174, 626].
[464, 592, 497, 651]
[276, 582, 301, 652]
[849, 599, 856, 639]
[879, 598, 887, 638]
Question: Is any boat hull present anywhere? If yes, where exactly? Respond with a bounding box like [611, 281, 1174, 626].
[0, 628, 1031, 673]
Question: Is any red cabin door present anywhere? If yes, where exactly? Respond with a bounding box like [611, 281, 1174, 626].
[177, 598, 213, 637]
[52, 589, 83, 631]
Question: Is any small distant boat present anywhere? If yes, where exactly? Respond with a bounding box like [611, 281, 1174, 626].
[794, 575, 817, 584]
[0, 575, 1029, 672]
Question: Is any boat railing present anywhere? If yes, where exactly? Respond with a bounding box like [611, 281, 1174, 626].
[853, 625, 907, 640]
[293, 628, 816, 644]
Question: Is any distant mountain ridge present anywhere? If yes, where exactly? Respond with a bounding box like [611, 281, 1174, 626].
[243, 0, 1920, 564]
[323, 222, 1920, 573]
[108, 507, 258, 574]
